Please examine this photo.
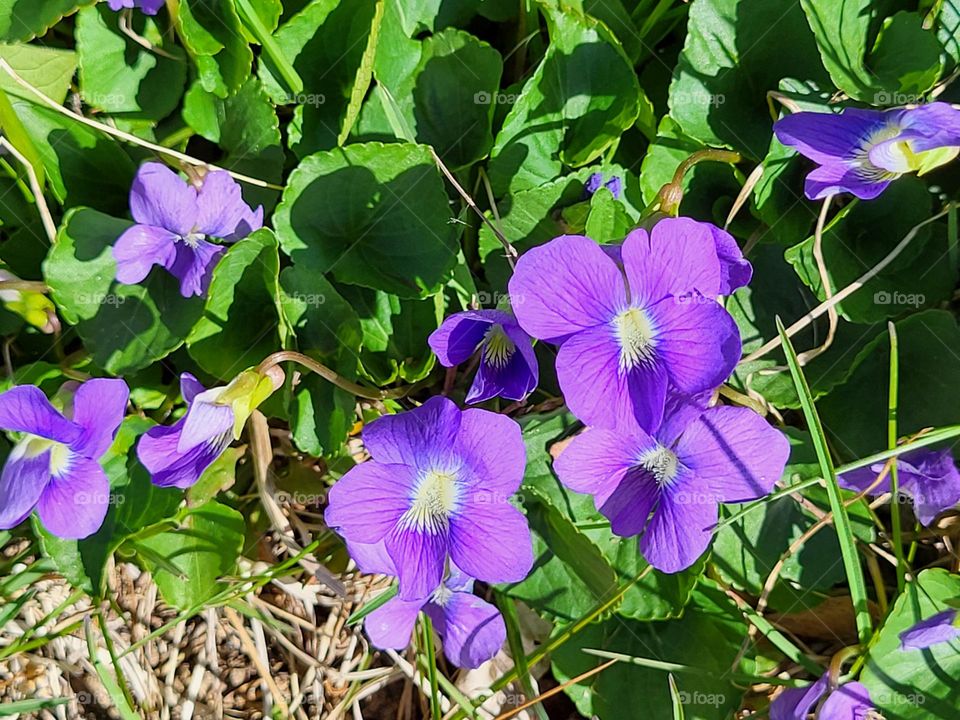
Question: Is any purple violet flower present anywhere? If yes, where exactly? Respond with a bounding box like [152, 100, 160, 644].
[838, 447, 960, 526]
[428, 309, 538, 404]
[772, 676, 878, 720]
[113, 163, 263, 298]
[555, 399, 789, 573]
[0, 379, 128, 539]
[107, 0, 166, 14]
[601, 218, 752, 296]
[138, 368, 283, 489]
[324, 396, 533, 600]
[899, 609, 960, 651]
[350, 543, 506, 669]
[774, 103, 960, 200]
[585, 172, 623, 200]
[508, 218, 742, 431]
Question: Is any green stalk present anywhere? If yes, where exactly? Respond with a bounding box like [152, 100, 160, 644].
[234, 0, 303, 96]
[777, 318, 872, 644]
[421, 614, 442, 720]
[497, 592, 548, 720]
[886, 322, 906, 596]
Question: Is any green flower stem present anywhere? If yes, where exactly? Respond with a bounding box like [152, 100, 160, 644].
[257, 350, 412, 401]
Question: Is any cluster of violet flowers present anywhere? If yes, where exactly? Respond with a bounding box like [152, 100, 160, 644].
[0, 367, 283, 540]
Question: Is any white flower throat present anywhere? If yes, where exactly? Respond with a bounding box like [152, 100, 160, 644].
[613, 307, 657, 370]
[402, 468, 461, 534]
[638, 445, 680, 487]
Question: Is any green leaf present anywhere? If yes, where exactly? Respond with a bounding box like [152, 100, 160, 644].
[0, 0, 95, 41]
[339, 285, 440, 384]
[135, 500, 245, 612]
[258, 0, 381, 156]
[488, 0, 643, 194]
[181, 77, 284, 211]
[274, 142, 459, 297]
[861, 568, 960, 719]
[370, 28, 502, 168]
[800, 1, 941, 102]
[670, 0, 828, 155]
[279, 264, 362, 357]
[552, 582, 751, 720]
[4, 101, 136, 215]
[76, 5, 185, 120]
[177, 0, 252, 97]
[784, 179, 956, 324]
[0, 43, 77, 104]
[186, 229, 282, 381]
[820, 310, 960, 459]
[44, 208, 204, 375]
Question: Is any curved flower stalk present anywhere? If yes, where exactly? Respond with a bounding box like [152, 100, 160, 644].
[349, 542, 506, 668]
[508, 218, 743, 431]
[555, 395, 789, 572]
[428, 308, 538, 404]
[325, 396, 533, 600]
[106, 0, 166, 14]
[771, 675, 877, 720]
[774, 103, 960, 200]
[138, 367, 284, 489]
[113, 163, 264, 298]
[899, 608, 960, 651]
[838, 447, 960, 526]
[0, 379, 129, 539]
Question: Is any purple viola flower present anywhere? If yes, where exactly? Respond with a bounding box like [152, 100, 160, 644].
[351, 544, 506, 668]
[508, 218, 742, 431]
[899, 609, 960, 651]
[555, 400, 789, 572]
[772, 676, 876, 720]
[325, 396, 533, 600]
[601, 218, 752, 296]
[107, 0, 166, 14]
[428, 309, 538, 404]
[0, 379, 128, 539]
[585, 172, 623, 200]
[838, 447, 960, 526]
[113, 163, 263, 298]
[137, 368, 283, 489]
[774, 103, 960, 200]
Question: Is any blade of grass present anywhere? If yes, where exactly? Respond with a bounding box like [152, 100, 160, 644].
[347, 583, 397, 626]
[84, 618, 140, 720]
[496, 591, 548, 720]
[668, 674, 685, 720]
[886, 321, 906, 596]
[234, 0, 303, 95]
[582, 649, 797, 685]
[0, 698, 70, 716]
[777, 318, 872, 644]
[420, 614, 442, 720]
